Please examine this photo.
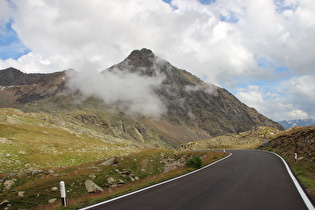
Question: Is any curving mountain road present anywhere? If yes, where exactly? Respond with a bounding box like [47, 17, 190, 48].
[82, 150, 314, 210]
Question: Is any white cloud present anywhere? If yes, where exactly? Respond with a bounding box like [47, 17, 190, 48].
[67, 60, 167, 119]
[0, 0, 12, 27]
[236, 75, 315, 120]
[0, 0, 315, 121]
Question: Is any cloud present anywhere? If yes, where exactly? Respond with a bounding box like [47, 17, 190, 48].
[185, 83, 217, 95]
[67, 62, 167, 119]
[2, 0, 315, 79]
[0, 0, 315, 120]
[235, 75, 315, 121]
[0, 0, 12, 26]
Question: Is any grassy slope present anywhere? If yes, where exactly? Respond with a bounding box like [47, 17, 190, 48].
[0, 108, 138, 174]
[0, 148, 226, 209]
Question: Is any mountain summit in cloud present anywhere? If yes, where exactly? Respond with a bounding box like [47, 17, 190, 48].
[0, 48, 283, 144]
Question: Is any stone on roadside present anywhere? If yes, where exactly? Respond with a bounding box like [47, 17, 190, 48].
[85, 179, 103, 193]
[107, 177, 116, 186]
[51, 187, 58, 191]
[18, 191, 25, 197]
[0, 200, 10, 207]
[118, 179, 125, 185]
[89, 174, 96, 179]
[48, 198, 57, 203]
[4, 180, 15, 190]
[298, 157, 305, 161]
[99, 156, 118, 166]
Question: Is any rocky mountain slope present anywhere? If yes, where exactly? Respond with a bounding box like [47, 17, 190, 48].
[0, 67, 66, 107]
[264, 126, 315, 162]
[0, 48, 282, 148]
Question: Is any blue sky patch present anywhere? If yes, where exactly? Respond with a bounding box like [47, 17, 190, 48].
[199, 0, 216, 5]
[162, 0, 215, 5]
[274, 0, 298, 13]
[219, 11, 239, 23]
[0, 20, 30, 60]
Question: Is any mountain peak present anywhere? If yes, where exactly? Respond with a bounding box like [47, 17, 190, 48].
[124, 48, 156, 68]
[128, 48, 154, 59]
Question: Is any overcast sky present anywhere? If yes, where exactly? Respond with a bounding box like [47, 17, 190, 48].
[0, 0, 314, 121]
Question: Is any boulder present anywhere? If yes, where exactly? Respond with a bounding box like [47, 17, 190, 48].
[298, 157, 305, 161]
[4, 180, 15, 190]
[85, 179, 103, 193]
[89, 174, 96, 179]
[107, 177, 116, 185]
[99, 156, 118, 166]
[18, 191, 25, 197]
[0, 200, 10, 207]
[51, 187, 58, 191]
[48, 198, 57, 204]
[118, 179, 125, 185]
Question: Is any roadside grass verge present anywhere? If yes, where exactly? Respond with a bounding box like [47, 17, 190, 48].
[260, 147, 315, 201]
[285, 157, 315, 200]
[0, 149, 226, 210]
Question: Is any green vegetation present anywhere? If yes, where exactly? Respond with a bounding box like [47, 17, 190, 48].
[0, 108, 138, 174]
[0, 149, 226, 209]
[186, 156, 203, 169]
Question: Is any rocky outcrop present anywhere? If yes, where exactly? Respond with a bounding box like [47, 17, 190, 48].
[3, 180, 15, 190]
[266, 126, 315, 161]
[85, 179, 104, 193]
[99, 156, 118, 166]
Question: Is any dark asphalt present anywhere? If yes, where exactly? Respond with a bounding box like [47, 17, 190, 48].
[85, 150, 310, 210]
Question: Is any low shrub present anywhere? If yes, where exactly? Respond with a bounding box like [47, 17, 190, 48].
[186, 156, 203, 169]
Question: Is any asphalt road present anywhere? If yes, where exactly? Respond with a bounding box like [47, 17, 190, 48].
[83, 150, 312, 210]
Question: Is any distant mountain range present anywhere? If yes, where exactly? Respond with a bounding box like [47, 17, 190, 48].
[277, 119, 315, 129]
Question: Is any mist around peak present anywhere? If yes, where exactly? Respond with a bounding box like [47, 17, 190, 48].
[67, 61, 167, 119]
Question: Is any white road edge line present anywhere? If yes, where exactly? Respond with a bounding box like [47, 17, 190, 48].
[271, 152, 315, 210]
[80, 152, 233, 210]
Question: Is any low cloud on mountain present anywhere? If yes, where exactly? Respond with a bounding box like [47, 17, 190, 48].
[67, 65, 167, 119]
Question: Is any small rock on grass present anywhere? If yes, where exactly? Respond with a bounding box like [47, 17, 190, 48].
[85, 179, 103, 193]
[18, 191, 25, 197]
[48, 198, 57, 203]
[0, 200, 10, 207]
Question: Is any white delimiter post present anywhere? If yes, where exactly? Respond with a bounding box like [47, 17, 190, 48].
[60, 181, 67, 207]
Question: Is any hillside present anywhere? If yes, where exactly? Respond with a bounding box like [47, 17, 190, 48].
[0, 149, 226, 209]
[178, 126, 281, 150]
[0, 49, 282, 147]
[263, 126, 315, 162]
[0, 108, 142, 174]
